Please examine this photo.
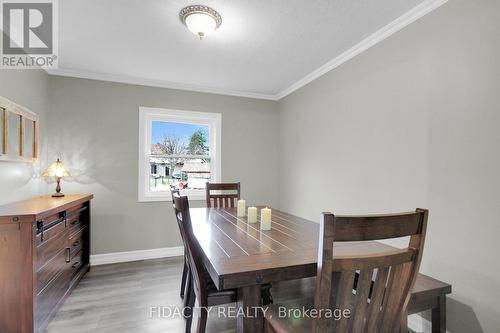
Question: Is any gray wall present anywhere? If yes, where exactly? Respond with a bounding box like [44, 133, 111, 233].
[3, 1, 498, 330]
[0, 69, 48, 204]
[47, 76, 279, 254]
[277, 0, 500, 332]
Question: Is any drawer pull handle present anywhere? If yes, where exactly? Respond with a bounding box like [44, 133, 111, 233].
[37, 217, 65, 241]
[73, 241, 80, 247]
[37, 221, 44, 241]
[72, 262, 80, 269]
[65, 248, 71, 263]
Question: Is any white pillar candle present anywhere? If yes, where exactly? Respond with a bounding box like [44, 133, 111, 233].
[247, 206, 257, 223]
[237, 200, 246, 217]
[260, 207, 272, 230]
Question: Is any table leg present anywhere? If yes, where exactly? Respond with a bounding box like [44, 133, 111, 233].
[432, 295, 446, 333]
[237, 285, 263, 333]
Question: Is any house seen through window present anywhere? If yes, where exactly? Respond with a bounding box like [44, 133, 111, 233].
[150, 122, 211, 192]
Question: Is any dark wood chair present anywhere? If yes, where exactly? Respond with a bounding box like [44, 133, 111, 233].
[173, 194, 238, 333]
[170, 187, 189, 300]
[205, 182, 240, 208]
[264, 209, 429, 333]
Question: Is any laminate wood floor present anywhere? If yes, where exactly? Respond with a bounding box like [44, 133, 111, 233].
[44, 257, 314, 333]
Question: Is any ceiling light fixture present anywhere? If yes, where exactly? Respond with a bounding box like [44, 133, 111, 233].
[179, 5, 222, 40]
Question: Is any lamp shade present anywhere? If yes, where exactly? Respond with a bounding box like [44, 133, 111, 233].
[185, 12, 217, 38]
[42, 158, 70, 178]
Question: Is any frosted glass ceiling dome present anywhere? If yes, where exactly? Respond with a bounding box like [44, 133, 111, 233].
[180, 5, 222, 40]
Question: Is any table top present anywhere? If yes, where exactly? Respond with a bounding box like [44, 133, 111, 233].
[190, 207, 406, 290]
[0, 194, 93, 220]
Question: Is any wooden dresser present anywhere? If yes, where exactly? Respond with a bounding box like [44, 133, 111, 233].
[0, 194, 93, 333]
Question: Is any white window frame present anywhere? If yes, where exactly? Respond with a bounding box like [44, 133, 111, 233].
[138, 107, 221, 202]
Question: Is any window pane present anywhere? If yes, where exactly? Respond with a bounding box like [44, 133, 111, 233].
[149, 121, 210, 192]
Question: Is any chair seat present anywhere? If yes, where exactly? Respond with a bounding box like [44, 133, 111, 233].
[201, 265, 272, 306]
[207, 280, 237, 301]
[203, 270, 238, 305]
[265, 294, 315, 333]
[264, 278, 315, 333]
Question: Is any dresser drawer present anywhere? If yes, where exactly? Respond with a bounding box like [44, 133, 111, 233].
[35, 267, 71, 331]
[69, 250, 83, 276]
[37, 248, 68, 294]
[36, 225, 68, 269]
[68, 227, 85, 259]
[67, 207, 86, 235]
[35, 213, 66, 246]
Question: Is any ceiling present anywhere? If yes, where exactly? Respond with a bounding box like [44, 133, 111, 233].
[51, 0, 445, 99]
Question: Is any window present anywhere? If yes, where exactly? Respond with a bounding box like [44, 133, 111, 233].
[139, 107, 221, 201]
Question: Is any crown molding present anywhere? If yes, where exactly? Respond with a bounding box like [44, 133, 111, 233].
[46, 68, 278, 101]
[275, 0, 449, 100]
[47, 0, 447, 102]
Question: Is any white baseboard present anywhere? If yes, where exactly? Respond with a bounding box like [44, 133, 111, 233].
[90, 246, 184, 266]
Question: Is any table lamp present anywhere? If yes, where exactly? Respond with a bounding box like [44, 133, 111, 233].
[43, 158, 70, 197]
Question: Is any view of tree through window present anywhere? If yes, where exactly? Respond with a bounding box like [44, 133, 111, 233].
[149, 121, 210, 192]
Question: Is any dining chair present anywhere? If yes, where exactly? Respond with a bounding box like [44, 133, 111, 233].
[205, 182, 240, 208]
[173, 193, 238, 333]
[264, 209, 429, 333]
[170, 186, 189, 301]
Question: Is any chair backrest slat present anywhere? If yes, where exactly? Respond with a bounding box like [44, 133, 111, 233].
[333, 250, 415, 271]
[350, 268, 373, 332]
[313, 208, 428, 333]
[333, 270, 355, 332]
[205, 182, 240, 208]
[333, 212, 423, 241]
[365, 266, 390, 331]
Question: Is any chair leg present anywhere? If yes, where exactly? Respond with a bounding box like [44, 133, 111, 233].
[262, 284, 273, 305]
[432, 295, 446, 333]
[265, 320, 276, 333]
[185, 283, 196, 333]
[180, 258, 188, 299]
[196, 306, 208, 333]
[183, 270, 192, 318]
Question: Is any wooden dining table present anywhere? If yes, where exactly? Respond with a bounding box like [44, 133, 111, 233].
[189, 206, 422, 333]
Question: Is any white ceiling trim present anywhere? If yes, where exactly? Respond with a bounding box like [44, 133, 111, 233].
[275, 0, 449, 100]
[46, 68, 278, 100]
[48, 0, 447, 101]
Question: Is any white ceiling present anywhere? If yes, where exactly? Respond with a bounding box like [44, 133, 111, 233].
[51, 0, 445, 99]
